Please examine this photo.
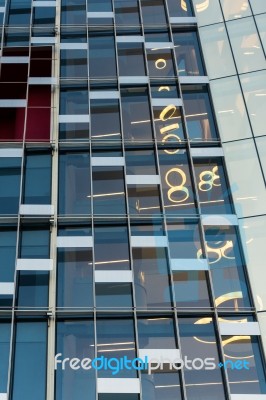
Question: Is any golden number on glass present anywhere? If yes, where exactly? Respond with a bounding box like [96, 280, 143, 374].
[162, 134, 181, 154]
[155, 59, 167, 70]
[158, 86, 170, 92]
[159, 104, 177, 121]
[197, 240, 235, 264]
[198, 166, 221, 192]
[165, 168, 189, 203]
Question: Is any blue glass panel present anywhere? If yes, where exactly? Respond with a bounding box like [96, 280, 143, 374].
[56, 320, 96, 400]
[23, 153, 51, 205]
[0, 229, 17, 282]
[12, 321, 47, 400]
[0, 158, 21, 215]
[0, 321, 11, 393]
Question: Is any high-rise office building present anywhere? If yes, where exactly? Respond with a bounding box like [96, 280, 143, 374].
[0, 1, 266, 400]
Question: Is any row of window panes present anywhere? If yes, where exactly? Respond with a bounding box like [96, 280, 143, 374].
[1, 315, 266, 400]
[0, 150, 233, 215]
[4, 0, 194, 27]
[0, 223, 251, 310]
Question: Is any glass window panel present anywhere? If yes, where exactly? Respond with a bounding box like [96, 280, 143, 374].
[87, 0, 112, 12]
[220, 0, 251, 20]
[173, 270, 211, 308]
[60, 50, 88, 78]
[194, 158, 234, 214]
[223, 139, 266, 217]
[0, 321, 11, 393]
[191, 0, 223, 27]
[240, 70, 266, 137]
[141, 371, 182, 400]
[17, 229, 50, 308]
[147, 48, 175, 78]
[126, 149, 157, 175]
[141, 0, 167, 25]
[250, 0, 266, 14]
[57, 249, 93, 308]
[173, 31, 205, 76]
[96, 318, 137, 377]
[92, 167, 126, 215]
[145, 29, 170, 42]
[182, 85, 219, 142]
[61, 0, 87, 24]
[151, 81, 179, 98]
[60, 83, 89, 114]
[33, 6, 56, 25]
[23, 153, 51, 205]
[239, 216, 266, 311]
[128, 185, 162, 215]
[178, 316, 226, 400]
[133, 248, 172, 309]
[118, 43, 146, 76]
[96, 283, 133, 309]
[222, 335, 266, 394]
[61, 27, 87, 43]
[167, 0, 193, 17]
[94, 224, 130, 270]
[56, 320, 95, 400]
[153, 103, 185, 144]
[121, 87, 154, 141]
[0, 228, 17, 282]
[12, 321, 47, 400]
[226, 17, 265, 74]
[256, 136, 266, 177]
[59, 152, 91, 215]
[8, 0, 31, 25]
[59, 122, 90, 140]
[198, 24, 236, 79]
[204, 225, 251, 309]
[255, 14, 266, 53]
[89, 32, 117, 79]
[0, 157, 21, 215]
[58, 224, 92, 237]
[137, 317, 177, 348]
[91, 99, 121, 141]
[210, 76, 252, 141]
[114, 0, 141, 25]
[130, 219, 165, 236]
[99, 396, 139, 400]
[167, 219, 202, 258]
[158, 149, 197, 215]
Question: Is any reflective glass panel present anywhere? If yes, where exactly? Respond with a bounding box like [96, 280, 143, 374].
[0, 321, 11, 393]
[173, 31, 204, 76]
[0, 157, 21, 215]
[89, 31, 117, 78]
[125, 149, 157, 175]
[147, 48, 175, 78]
[0, 228, 17, 282]
[57, 249, 93, 308]
[173, 271, 211, 308]
[60, 50, 88, 78]
[118, 43, 146, 76]
[96, 283, 133, 309]
[141, 0, 167, 25]
[138, 316, 177, 348]
[128, 185, 162, 215]
[91, 99, 121, 141]
[114, 0, 140, 25]
[167, 0, 193, 17]
[23, 153, 51, 205]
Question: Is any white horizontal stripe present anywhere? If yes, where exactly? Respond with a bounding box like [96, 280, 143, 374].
[171, 259, 209, 271]
[95, 270, 133, 283]
[117, 36, 144, 43]
[33, 1, 57, 6]
[152, 98, 182, 107]
[231, 396, 266, 400]
[87, 11, 114, 18]
[90, 91, 119, 99]
[97, 378, 140, 393]
[170, 17, 197, 24]
[0, 394, 7, 400]
[57, 236, 93, 248]
[59, 115, 90, 123]
[91, 157, 124, 167]
[145, 42, 174, 49]
[219, 322, 260, 336]
[31, 37, 56, 44]
[191, 147, 224, 157]
[126, 175, 160, 185]
[20, 205, 54, 216]
[17, 259, 53, 271]
[0, 283, 14, 295]
[131, 236, 168, 248]
[0, 7, 5, 12]
[119, 76, 149, 84]
[202, 214, 238, 226]
[0, 100, 26, 107]
[0, 56, 29, 63]
[28, 77, 57, 85]
[179, 76, 209, 84]
[60, 43, 87, 50]
[0, 148, 23, 158]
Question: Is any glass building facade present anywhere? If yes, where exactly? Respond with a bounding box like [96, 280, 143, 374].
[0, 0, 265, 399]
